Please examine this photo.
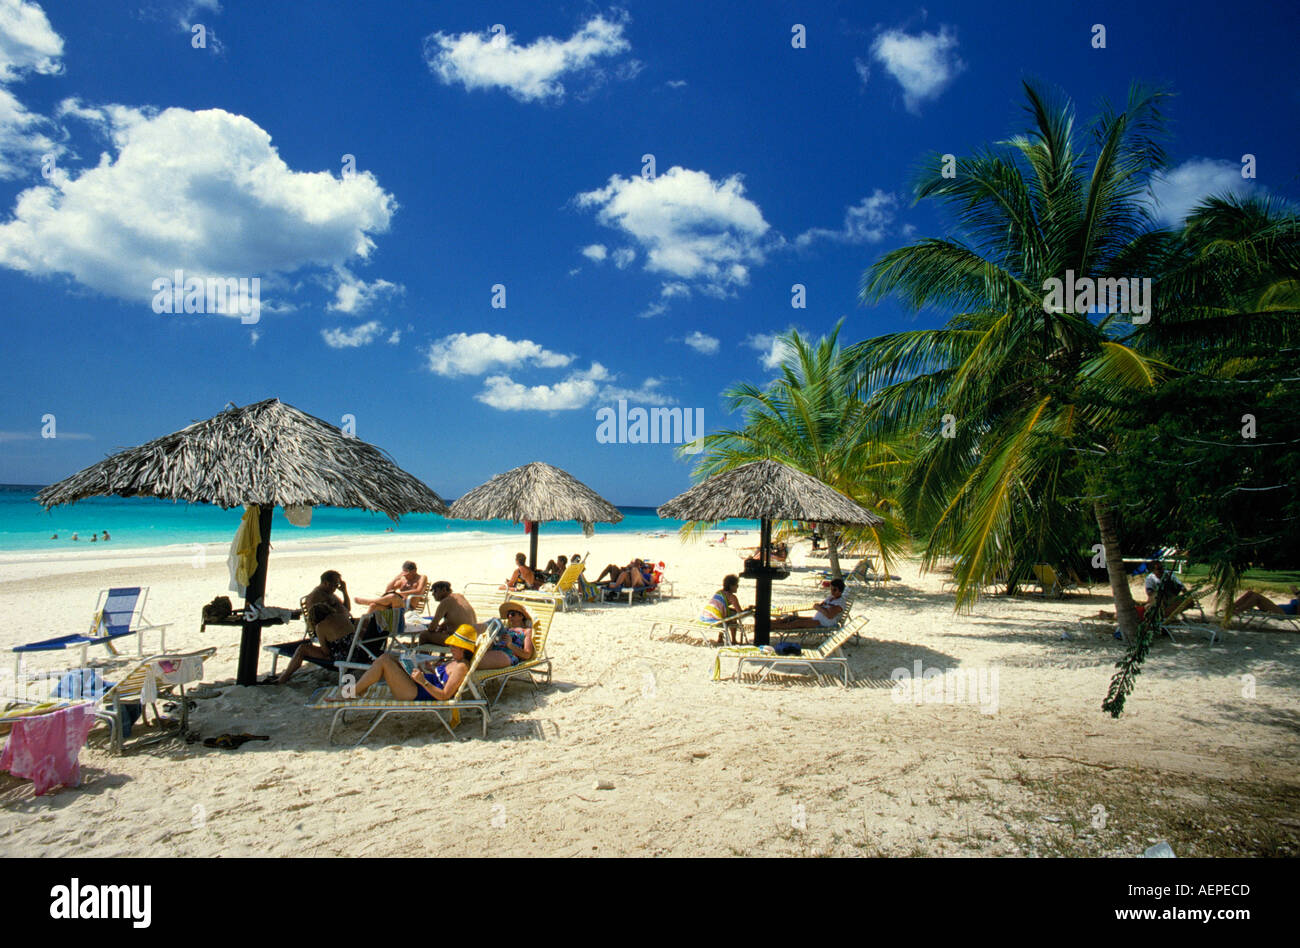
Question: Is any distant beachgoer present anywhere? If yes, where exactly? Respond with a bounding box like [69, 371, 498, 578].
[70, 533, 78, 541]
[701, 574, 748, 645]
[326, 625, 477, 702]
[354, 561, 427, 613]
[50, 534, 58, 540]
[101, 530, 110, 541]
[1234, 585, 1300, 616]
[90, 534, 97, 543]
[506, 552, 541, 590]
[721, 532, 728, 543]
[601, 559, 649, 592]
[771, 579, 847, 631]
[419, 581, 478, 646]
[275, 570, 354, 684]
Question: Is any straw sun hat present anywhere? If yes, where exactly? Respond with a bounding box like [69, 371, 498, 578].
[498, 602, 533, 625]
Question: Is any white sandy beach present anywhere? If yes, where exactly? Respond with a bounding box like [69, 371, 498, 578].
[1, 532, 1297, 857]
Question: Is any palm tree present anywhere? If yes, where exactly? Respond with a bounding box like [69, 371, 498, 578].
[684, 322, 909, 578]
[855, 80, 1175, 640]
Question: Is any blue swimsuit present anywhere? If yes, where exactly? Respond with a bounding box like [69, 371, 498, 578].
[412, 663, 449, 701]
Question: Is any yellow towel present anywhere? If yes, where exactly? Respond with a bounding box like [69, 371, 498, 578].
[228, 505, 261, 596]
[713, 646, 764, 681]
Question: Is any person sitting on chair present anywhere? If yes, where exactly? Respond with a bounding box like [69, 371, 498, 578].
[354, 561, 427, 613]
[1233, 585, 1300, 616]
[1142, 561, 1197, 619]
[605, 559, 650, 593]
[326, 624, 478, 702]
[481, 602, 537, 668]
[701, 574, 749, 645]
[419, 581, 478, 646]
[770, 579, 847, 631]
[505, 553, 542, 590]
[276, 570, 355, 684]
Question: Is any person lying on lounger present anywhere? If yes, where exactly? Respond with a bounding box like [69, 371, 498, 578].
[701, 574, 749, 645]
[419, 581, 478, 646]
[541, 555, 568, 584]
[1233, 585, 1300, 616]
[506, 553, 542, 590]
[354, 561, 427, 613]
[483, 602, 537, 667]
[770, 579, 847, 631]
[276, 570, 355, 684]
[603, 559, 651, 593]
[326, 625, 478, 702]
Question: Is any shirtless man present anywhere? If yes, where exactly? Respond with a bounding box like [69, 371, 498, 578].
[355, 561, 427, 613]
[505, 552, 541, 590]
[275, 570, 355, 684]
[419, 581, 479, 646]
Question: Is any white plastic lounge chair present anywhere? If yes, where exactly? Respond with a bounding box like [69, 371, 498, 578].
[305, 631, 496, 745]
[10, 587, 171, 679]
[715, 619, 866, 685]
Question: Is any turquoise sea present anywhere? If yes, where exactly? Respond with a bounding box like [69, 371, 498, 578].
[0, 484, 749, 553]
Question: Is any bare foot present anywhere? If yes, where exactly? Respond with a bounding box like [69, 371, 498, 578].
[323, 691, 355, 703]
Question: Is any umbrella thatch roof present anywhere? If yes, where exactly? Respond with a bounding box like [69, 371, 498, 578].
[657, 459, 883, 525]
[35, 398, 448, 519]
[448, 462, 622, 526]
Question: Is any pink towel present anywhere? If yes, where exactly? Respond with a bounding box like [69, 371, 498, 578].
[0, 704, 96, 795]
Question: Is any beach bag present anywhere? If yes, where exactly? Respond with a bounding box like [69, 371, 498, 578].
[774, 643, 802, 656]
[202, 596, 233, 622]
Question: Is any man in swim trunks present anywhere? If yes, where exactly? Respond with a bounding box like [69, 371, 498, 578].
[770, 579, 848, 631]
[355, 561, 427, 613]
[276, 570, 356, 684]
[419, 581, 479, 646]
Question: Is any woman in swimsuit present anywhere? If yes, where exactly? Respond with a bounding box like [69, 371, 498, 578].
[479, 603, 536, 670]
[326, 625, 478, 702]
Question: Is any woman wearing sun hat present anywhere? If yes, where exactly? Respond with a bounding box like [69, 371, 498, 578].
[325, 624, 478, 702]
[478, 601, 536, 670]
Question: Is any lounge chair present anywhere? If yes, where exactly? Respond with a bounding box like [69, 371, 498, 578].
[714, 619, 866, 685]
[1238, 609, 1300, 632]
[10, 587, 171, 679]
[647, 608, 755, 646]
[770, 594, 857, 644]
[305, 631, 496, 745]
[1029, 564, 1080, 598]
[471, 597, 558, 704]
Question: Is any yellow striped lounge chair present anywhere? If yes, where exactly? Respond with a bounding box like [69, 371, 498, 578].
[472, 597, 557, 704]
[306, 630, 496, 745]
[99, 647, 216, 753]
[647, 608, 755, 647]
[714, 618, 866, 686]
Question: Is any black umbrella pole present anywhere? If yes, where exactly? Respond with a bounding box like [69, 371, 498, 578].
[237, 507, 274, 686]
[754, 518, 773, 647]
[528, 522, 539, 571]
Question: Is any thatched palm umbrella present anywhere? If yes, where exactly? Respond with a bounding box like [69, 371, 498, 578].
[36, 399, 447, 684]
[448, 462, 622, 570]
[657, 459, 882, 646]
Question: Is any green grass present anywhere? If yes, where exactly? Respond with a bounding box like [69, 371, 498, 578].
[1180, 567, 1300, 597]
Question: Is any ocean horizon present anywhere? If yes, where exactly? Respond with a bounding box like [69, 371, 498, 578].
[0, 483, 751, 553]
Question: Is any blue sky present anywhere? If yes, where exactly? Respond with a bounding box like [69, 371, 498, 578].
[0, 0, 1296, 506]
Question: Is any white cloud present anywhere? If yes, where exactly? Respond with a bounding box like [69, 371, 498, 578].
[0, 106, 397, 314]
[328, 269, 402, 313]
[322, 320, 384, 348]
[425, 331, 573, 377]
[870, 26, 964, 112]
[637, 301, 667, 319]
[746, 332, 791, 370]
[576, 166, 771, 293]
[665, 79, 687, 89]
[176, 0, 223, 54]
[0, 0, 64, 178]
[581, 243, 607, 261]
[853, 57, 870, 85]
[386, 329, 401, 345]
[612, 246, 635, 269]
[0, 0, 63, 80]
[249, 329, 260, 346]
[660, 280, 690, 299]
[684, 330, 719, 355]
[797, 189, 899, 247]
[477, 362, 611, 412]
[1148, 158, 1256, 226]
[599, 377, 676, 406]
[423, 13, 631, 103]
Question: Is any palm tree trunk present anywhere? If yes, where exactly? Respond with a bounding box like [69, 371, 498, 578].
[828, 530, 843, 580]
[1095, 501, 1140, 642]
